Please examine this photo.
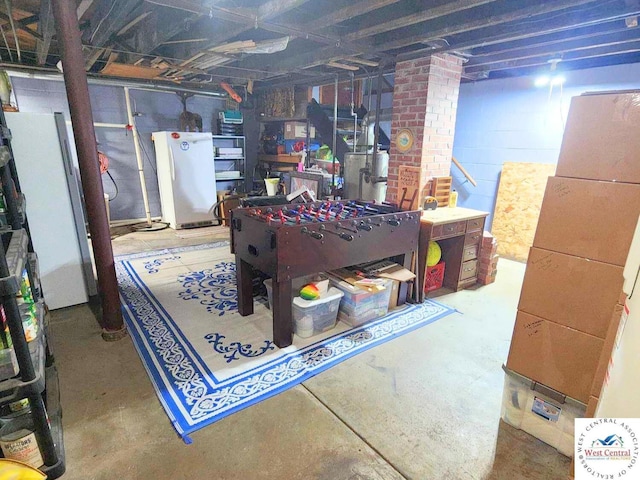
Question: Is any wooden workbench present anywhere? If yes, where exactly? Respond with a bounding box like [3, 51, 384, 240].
[418, 207, 488, 301]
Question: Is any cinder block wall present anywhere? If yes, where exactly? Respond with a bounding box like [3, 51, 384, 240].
[452, 62, 640, 229]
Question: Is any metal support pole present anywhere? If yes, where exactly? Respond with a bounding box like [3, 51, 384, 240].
[124, 87, 152, 226]
[331, 75, 338, 191]
[372, 66, 384, 177]
[52, 0, 125, 339]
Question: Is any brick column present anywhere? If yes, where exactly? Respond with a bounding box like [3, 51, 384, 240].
[386, 54, 463, 204]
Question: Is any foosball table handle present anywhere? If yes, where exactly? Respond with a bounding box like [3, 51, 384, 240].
[300, 227, 324, 240]
[319, 225, 354, 242]
[354, 221, 373, 231]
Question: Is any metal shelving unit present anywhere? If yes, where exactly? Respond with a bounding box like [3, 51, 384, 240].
[0, 104, 65, 478]
[213, 135, 246, 192]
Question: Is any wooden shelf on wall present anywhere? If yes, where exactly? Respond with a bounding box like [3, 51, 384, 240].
[258, 154, 303, 164]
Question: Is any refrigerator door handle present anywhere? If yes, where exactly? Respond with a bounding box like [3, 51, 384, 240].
[169, 145, 176, 181]
[61, 138, 74, 176]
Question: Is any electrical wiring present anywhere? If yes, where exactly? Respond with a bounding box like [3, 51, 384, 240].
[134, 124, 158, 174]
[0, 23, 12, 62]
[127, 120, 168, 232]
[105, 169, 119, 201]
[90, 0, 118, 43]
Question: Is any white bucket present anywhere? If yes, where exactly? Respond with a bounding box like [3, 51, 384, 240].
[264, 178, 279, 196]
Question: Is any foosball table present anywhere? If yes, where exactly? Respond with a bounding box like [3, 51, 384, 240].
[231, 200, 421, 347]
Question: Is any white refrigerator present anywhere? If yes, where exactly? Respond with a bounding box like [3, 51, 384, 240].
[5, 112, 96, 309]
[152, 131, 217, 229]
[595, 215, 640, 417]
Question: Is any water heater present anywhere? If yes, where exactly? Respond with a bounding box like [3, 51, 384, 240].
[343, 151, 388, 202]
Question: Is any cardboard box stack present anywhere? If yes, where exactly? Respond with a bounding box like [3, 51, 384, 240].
[504, 91, 640, 453]
[585, 293, 627, 417]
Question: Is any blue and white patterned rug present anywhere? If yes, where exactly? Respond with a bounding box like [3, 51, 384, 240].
[116, 242, 455, 442]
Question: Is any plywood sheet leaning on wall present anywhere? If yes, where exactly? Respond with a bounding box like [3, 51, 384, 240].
[492, 162, 556, 262]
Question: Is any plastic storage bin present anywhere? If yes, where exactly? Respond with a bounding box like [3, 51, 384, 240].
[424, 261, 445, 292]
[329, 278, 393, 327]
[292, 288, 343, 338]
[264, 276, 326, 310]
[0, 347, 18, 382]
[501, 366, 585, 457]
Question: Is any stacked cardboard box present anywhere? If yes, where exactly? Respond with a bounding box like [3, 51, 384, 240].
[478, 231, 499, 285]
[506, 91, 640, 411]
[585, 293, 626, 417]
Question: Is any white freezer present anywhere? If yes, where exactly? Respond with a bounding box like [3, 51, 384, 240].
[152, 131, 216, 229]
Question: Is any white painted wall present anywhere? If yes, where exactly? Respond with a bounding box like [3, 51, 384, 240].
[452, 62, 640, 229]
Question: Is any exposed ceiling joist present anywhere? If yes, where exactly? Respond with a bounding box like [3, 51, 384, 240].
[143, 0, 207, 16]
[15, 14, 38, 27]
[345, 0, 500, 41]
[77, 0, 95, 20]
[5, 0, 640, 87]
[145, 0, 315, 68]
[85, 47, 105, 70]
[235, 0, 600, 76]
[465, 27, 640, 68]
[257, 0, 309, 20]
[327, 61, 360, 71]
[470, 23, 632, 57]
[117, 11, 152, 36]
[340, 57, 380, 67]
[308, 0, 403, 31]
[36, 0, 54, 65]
[466, 39, 640, 73]
[86, 0, 142, 48]
[375, 0, 601, 52]
[398, 2, 640, 63]
[0, 11, 41, 40]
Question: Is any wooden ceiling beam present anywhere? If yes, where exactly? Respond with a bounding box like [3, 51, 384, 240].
[469, 23, 633, 57]
[466, 39, 640, 74]
[77, 0, 95, 21]
[122, 8, 196, 59]
[0, 12, 42, 40]
[375, 0, 601, 52]
[257, 0, 310, 20]
[36, 0, 54, 65]
[397, 2, 640, 62]
[117, 11, 152, 36]
[235, 0, 600, 75]
[465, 30, 640, 71]
[308, 0, 403, 31]
[16, 15, 39, 27]
[85, 0, 142, 48]
[345, 0, 499, 41]
[145, 0, 315, 66]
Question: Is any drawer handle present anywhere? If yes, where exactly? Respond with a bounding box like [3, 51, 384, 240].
[445, 226, 454, 232]
[464, 266, 475, 272]
[472, 235, 480, 241]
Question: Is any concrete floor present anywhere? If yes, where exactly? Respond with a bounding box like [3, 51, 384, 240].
[50, 225, 572, 479]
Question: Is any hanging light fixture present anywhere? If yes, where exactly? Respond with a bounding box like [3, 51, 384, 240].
[535, 58, 564, 88]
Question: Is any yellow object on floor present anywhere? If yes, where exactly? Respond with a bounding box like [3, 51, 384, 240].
[0, 459, 46, 480]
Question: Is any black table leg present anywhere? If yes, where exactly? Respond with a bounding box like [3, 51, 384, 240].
[272, 278, 293, 348]
[236, 255, 254, 316]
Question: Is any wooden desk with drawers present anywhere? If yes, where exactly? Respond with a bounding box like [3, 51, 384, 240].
[417, 207, 489, 302]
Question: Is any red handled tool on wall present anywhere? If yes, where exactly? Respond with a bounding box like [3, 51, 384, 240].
[220, 82, 242, 103]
